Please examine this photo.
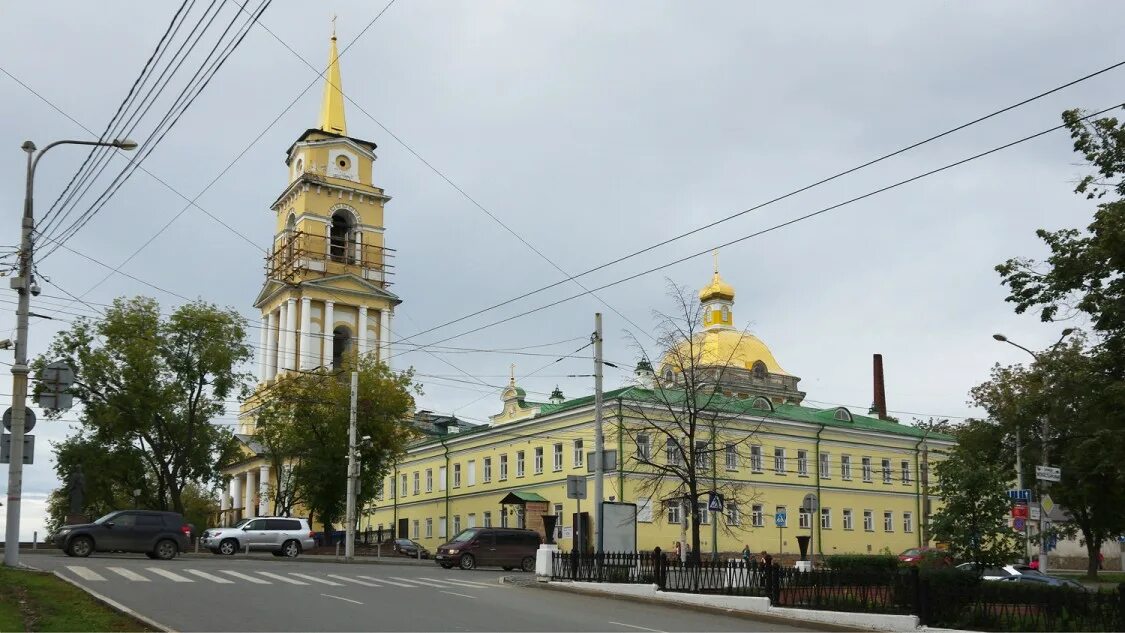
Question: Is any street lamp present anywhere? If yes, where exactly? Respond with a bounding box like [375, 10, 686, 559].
[991, 328, 1075, 575]
[4, 138, 137, 568]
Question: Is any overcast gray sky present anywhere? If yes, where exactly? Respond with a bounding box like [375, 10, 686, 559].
[2, 2, 1122, 539]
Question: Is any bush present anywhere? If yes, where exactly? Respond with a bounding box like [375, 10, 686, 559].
[825, 554, 900, 572]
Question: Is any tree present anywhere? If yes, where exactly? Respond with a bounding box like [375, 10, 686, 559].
[619, 281, 763, 563]
[929, 427, 1024, 570]
[250, 356, 417, 531]
[34, 296, 252, 513]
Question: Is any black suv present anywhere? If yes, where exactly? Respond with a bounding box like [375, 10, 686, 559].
[53, 510, 192, 560]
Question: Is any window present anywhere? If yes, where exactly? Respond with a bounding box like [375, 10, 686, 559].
[638, 499, 654, 523]
[821, 508, 832, 529]
[439, 466, 447, 491]
[425, 468, 433, 493]
[517, 451, 526, 477]
[499, 454, 508, 480]
[774, 447, 786, 475]
[751, 504, 763, 528]
[386, 477, 393, 499]
[553, 443, 563, 471]
[329, 210, 355, 263]
[884, 511, 894, 532]
[904, 511, 914, 533]
[468, 460, 477, 486]
[799, 508, 811, 529]
[425, 518, 433, 538]
[412, 520, 419, 539]
[725, 443, 737, 470]
[727, 503, 741, 526]
[820, 452, 830, 479]
[400, 474, 407, 496]
[574, 440, 585, 466]
[901, 460, 911, 484]
[534, 447, 544, 474]
[775, 505, 787, 527]
[721, 305, 730, 322]
[843, 509, 854, 530]
[483, 458, 492, 483]
[453, 515, 461, 534]
[750, 445, 763, 472]
[331, 326, 353, 369]
[483, 511, 492, 528]
[453, 463, 462, 488]
[882, 459, 892, 484]
[752, 360, 767, 379]
[862, 457, 872, 482]
[666, 501, 682, 525]
[863, 510, 874, 532]
[666, 439, 681, 465]
[841, 455, 852, 480]
[554, 504, 564, 528]
[695, 440, 710, 469]
[797, 449, 808, 476]
[413, 471, 420, 495]
[468, 513, 476, 528]
[376, 479, 384, 500]
[636, 435, 650, 461]
[439, 516, 447, 538]
[697, 503, 710, 525]
[501, 511, 508, 528]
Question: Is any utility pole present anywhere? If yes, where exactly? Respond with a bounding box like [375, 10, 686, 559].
[344, 370, 358, 560]
[593, 313, 604, 554]
[1038, 414, 1049, 574]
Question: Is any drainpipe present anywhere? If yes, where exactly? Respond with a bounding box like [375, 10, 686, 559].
[392, 465, 399, 534]
[616, 399, 624, 500]
[815, 424, 825, 562]
[439, 435, 451, 538]
[913, 429, 929, 548]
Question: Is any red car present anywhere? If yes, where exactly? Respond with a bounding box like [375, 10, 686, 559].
[898, 547, 952, 565]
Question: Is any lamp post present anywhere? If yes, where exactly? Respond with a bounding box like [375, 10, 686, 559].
[992, 328, 1074, 575]
[4, 138, 137, 568]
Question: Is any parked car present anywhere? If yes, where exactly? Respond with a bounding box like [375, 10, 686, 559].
[200, 517, 316, 557]
[52, 510, 191, 560]
[999, 574, 1090, 590]
[435, 527, 540, 571]
[391, 538, 431, 559]
[898, 547, 952, 565]
[955, 562, 1045, 580]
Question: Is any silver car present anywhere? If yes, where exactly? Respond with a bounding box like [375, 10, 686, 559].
[201, 517, 315, 557]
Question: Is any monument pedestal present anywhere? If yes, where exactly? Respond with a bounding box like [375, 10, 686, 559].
[794, 560, 812, 572]
[536, 543, 558, 580]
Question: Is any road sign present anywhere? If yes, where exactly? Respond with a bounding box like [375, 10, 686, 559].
[2, 407, 35, 433]
[775, 511, 787, 528]
[1041, 494, 1055, 515]
[566, 475, 587, 500]
[707, 492, 724, 512]
[36, 360, 75, 410]
[586, 450, 617, 473]
[1007, 489, 1032, 502]
[1036, 465, 1061, 482]
[801, 493, 818, 512]
[1013, 518, 1026, 531]
[1, 434, 34, 464]
[1011, 504, 1028, 519]
[1030, 507, 1041, 520]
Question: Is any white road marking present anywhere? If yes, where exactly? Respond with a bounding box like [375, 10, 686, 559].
[256, 571, 308, 585]
[66, 566, 106, 582]
[426, 577, 495, 588]
[145, 568, 193, 582]
[356, 575, 416, 588]
[289, 572, 343, 586]
[107, 567, 150, 582]
[609, 622, 664, 632]
[183, 569, 234, 584]
[321, 593, 363, 605]
[389, 576, 449, 587]
[218, 570, 271, 584]
[440, 590, 477, 599]
[326, 574, 381, 587]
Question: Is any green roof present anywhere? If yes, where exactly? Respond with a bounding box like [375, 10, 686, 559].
[500, 491, 548, 503]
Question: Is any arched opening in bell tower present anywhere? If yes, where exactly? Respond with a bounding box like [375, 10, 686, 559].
[332, 325, 353, 369]
[330, 210, 356, 264]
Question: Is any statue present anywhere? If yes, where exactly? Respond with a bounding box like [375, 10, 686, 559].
[66, 466, 86, 515]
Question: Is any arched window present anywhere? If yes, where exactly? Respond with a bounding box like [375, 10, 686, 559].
[752, 360, 767, 379]
[662, 367, 674, 384]
[330, 210, 355, 263]
[751, 396, 773, 412]
[833, 407, 853, 422]
[285, 214, 297, 261]
[332, 326, 353, 369]
[721, 305, 730, 322]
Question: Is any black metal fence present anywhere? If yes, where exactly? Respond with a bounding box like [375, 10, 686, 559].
[549, 549, 1125, 632]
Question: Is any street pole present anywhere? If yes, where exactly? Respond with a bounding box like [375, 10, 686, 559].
[1038, 415, 1048, 574]
[592, 313, 604, 554]
[1015, 427, 1031, 562]
[344, 370, 358, 560]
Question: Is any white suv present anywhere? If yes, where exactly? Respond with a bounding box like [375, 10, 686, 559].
[201, 517, 316, 557]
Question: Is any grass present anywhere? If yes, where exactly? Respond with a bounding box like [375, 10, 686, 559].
[1054, 570, 1125, 584]
[0, 566, 152, 632]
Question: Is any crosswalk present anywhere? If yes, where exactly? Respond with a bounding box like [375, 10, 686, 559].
[63, 565, 499, 592]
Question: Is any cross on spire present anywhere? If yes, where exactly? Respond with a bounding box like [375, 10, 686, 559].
[712, 249, 719, 274]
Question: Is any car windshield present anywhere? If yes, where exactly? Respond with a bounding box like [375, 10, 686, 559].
[902, 548, 921, 556]
[450, 529, 479, 543]
[231, 518, 250, 528]
[93, 511, 122, 524]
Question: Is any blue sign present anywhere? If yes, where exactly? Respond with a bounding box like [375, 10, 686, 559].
[1013, 518, 1026, 531]
[707, 492, 724, 512]
[775, 511, 787, 528]
[1007, 489, 1032, 502]
[1046, 536, 1058, 552]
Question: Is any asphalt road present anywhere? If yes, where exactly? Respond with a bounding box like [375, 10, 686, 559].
[26, 551, 818, 632]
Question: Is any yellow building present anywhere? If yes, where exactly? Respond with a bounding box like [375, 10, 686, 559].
[367, 267, 954, 557]
[220, 32, 400, 524]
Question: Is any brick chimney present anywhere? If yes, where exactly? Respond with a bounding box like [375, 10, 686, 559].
[873, 354, 888, 420]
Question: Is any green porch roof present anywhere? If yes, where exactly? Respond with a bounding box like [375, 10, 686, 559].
[500, 491, 548, 504]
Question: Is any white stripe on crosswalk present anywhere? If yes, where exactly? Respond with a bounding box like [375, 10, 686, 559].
[256, 571, 308, 585]
[389, 576, 449, 588]
[355, 575, 418, 588]
[184, 569, 234, 584]
[219, 570, 271, 584]
[327, 574, 382, 587]
[288, 572, 343, 586]
[107, 567, 150, 582]
[67, 566, 106, 582]
[145, 568, 192, 582]
[419, 576, 494, 589]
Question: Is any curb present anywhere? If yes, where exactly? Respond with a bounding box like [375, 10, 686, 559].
[504, 577, 865, 632]
[52, 570, 176, 633]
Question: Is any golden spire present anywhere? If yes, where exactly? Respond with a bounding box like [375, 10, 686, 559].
[317, 22, 348, 136]
[699, 250, 735, 302]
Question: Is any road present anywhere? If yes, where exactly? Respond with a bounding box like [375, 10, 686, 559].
[26, 551, 819, 632]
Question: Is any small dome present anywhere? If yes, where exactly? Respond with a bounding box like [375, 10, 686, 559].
[699, 271, 735, 302]
[549, 386, 565, 401]
[635, 359, 654, 373]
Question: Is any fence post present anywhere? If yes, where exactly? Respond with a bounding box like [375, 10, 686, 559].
[767, 562, 779, 604]
[570, 548, 579, 581]
[653, 547, 664, 589]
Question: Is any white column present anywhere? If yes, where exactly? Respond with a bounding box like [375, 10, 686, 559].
[323, 301, 335, 368]
[299, 297, 312, 370]
[284, 297, 298, 371]
[245, 470, 257, 518]
[381, 309, 393, 370]
[267, 310, 279, 380]
[220, 486, 230, 526]
[258, 315, 268, 381]
[277, 301, 288, 375]
[258, 464, 271, 516]
[358, 306, 369, 360]
[230, 476, 243, 520]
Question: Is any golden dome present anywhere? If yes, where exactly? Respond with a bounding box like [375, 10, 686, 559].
[669, 328, 790, 376]
[699, 271, 735, 302]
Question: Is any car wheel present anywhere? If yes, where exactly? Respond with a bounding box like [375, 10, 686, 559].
[282, 539, 301, 558]
[218, 538, 239, 556]
[440, 563, 454, 569]
[67, 536, 93, 558]
[154, 539, 178, 560]
[521, 556, 535, 572]
[459, 554, 476, 570]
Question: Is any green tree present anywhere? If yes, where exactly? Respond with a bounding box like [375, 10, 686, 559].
[34, 296, 252, 514]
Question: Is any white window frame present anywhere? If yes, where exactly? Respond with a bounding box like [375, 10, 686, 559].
[884, 510, 894, 532]
[636, 434, 650, 461]
[820, 507, 832, 530]
[841, 455, 852, 480]
[666, 439, 682, 465]
[499, 455, 508, 480]
[468, 513, 476, 528]
[453, 515, 461, 534]
[439, 466, 447, 491]
[534, 447, 544, 474]
[438, 516, 447, 538]
[751, 504, 763, 528]
[799, 508, 811, 529]
[412, 519, 419, 539]
[553, 443, 563, 471]
[863, 510, 874, 532]
[413, 471, 420, 495]
[882, 459, 892, 484]
[666, 501, 682, 525]
[425, 468, 433, 492]
[727, 503, 741, 526]
[483, 511, 492, 528]
[467, 460, 476, 486]
[843, 509, 853, 530]
[820, 452, 830, 479]
[517, 451, 525, 477]
[797, 449, 808, 476]
[574, 440, 584, 467]
[774, 447, 786, 475]
[901, 459, 911, 484]
[400, 474, 408, 496]
[425, 517, 433, 538]
[453, 463, 462, 488]
[694, 440, 710, 469]
[697, 502, 710, 525]
[483, 458, 492, 483]
[750, 445, 763, 472]
[725, 443, 737, 470]
[862, 457, 872, 482]
[904, 511, 914, 533]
